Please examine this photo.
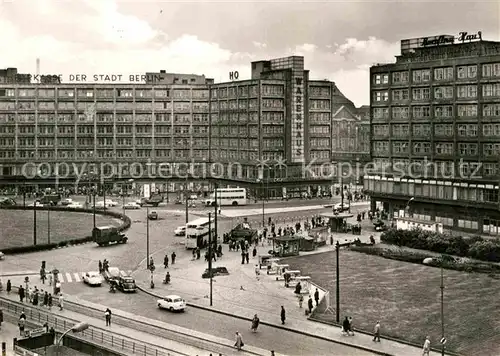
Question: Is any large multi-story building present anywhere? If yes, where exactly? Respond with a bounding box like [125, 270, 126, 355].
[0, 56, 370, 197]
[364, 32, 500, 235]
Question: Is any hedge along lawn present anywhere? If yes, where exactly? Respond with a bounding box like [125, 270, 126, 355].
[0, 209, 120, 249]
[284, 250, 500, 356]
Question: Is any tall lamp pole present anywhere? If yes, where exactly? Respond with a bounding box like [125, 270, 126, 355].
[92, 187, 96, 229]
[33, 203, 37, 246]
[440, 258, 446, 356]
[214, 182, 218, 250]
[47, 205, 51, 244]
[185, 177, 189, 224]
[146, 206, 150, 270]
[335, 240, 340, 323]
[208, 212, 213, 306]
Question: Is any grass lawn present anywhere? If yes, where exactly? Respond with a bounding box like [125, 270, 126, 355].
[0, 210, 120, 249]
[284, 250, 500, 356]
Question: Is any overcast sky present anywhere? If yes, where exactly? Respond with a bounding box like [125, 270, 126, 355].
[1, 0, 499, 106]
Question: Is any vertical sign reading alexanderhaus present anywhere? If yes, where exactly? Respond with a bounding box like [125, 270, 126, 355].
[291, 73, 305, 162]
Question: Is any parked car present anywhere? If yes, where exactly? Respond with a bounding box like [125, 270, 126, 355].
[333, 202, 350, 212]
[157, 295, 186, 312]
[67, 202, 83, 209]
[117, 272, 137, 292]
[104, 199, 118, 207]
[148, 211, 158, 220]
[82, 271, 102, 286]
[103, 267, 121, 282]
[124, 202, 141, 210]
[174, 226, 186, 236]
[61, 198, 73, 206]
[0, 197, 16, 207]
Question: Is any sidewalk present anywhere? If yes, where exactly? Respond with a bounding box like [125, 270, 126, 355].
[0, 291, 277, 356]
[219, 201, 370, 218]
[133, 235, 442, 356]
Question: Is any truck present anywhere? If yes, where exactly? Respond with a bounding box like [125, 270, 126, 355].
[139, 194, 164, 207]
[227, 217, 258, 243]
[37, 194, 61, 206]
[92, 225, 128, 246]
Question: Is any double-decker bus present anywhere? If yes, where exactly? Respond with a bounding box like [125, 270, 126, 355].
[204, 188, 247, 206]
[185, 217, 215, 249]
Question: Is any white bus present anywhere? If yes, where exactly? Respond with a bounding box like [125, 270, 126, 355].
[204, 188, 247, 206]
[185, 217, 215, 249]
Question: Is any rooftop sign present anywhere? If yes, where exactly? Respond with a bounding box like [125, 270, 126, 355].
[401, 31, 483, 53]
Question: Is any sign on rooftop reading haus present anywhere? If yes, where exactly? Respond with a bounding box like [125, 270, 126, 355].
[401, 31, 483, 54]
[291, 73, 305, 163]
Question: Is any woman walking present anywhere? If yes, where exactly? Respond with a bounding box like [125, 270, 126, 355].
[234, 331, 244, 351]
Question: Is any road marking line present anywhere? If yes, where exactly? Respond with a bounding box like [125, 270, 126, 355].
[65, 273, 72, 283]
[73, 273, 80, 282]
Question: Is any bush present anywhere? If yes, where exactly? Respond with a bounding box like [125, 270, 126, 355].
[381, 228, 500, 263]
[468, 241, 500, 262]
[350, 245, 500, 274]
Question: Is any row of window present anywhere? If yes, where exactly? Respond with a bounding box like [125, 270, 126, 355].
[372, 141, 500, 156]
[366, 178, 499, 203]
[373, 63, 500, 85]
[372, 123, 500, 137]
[374, 84, 500, 102]
[370, 159, 500, 178]
[373, 104, 500, 119]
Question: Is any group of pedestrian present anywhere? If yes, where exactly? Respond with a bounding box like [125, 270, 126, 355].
[17, 285, 63, 310]
[163, 252, 177, 268]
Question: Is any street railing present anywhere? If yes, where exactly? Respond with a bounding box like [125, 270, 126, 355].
[0, 297, 189, 356]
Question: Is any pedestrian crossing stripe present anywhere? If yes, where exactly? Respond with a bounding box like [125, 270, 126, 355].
[55, 272, 93, 284]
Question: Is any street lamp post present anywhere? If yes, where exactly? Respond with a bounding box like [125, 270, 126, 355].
[208, 212, 213, 306]
[47, 205, 51, 244]
[405, 197, 415, 217]
[33, 203, 37, 246]
[335, 240, 340, 323]
[214, 182, 218, 251]
[92, 187, 96, 229]
[440, 258, 446, 356]
[146, 206, 150, 270]
[56, 322, 89, 356]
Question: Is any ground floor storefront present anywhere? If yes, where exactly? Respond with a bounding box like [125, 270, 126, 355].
[370, 195, 500, 236]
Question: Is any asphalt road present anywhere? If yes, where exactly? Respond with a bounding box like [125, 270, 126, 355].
[64, 283, 375, 356]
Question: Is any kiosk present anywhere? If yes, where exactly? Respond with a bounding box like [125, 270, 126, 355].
[272, 236, 300, 257]
[320, 212, 354, 233]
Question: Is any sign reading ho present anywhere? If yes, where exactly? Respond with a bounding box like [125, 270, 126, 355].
[229, 71, 239, 81]
[421, 31, 482, 47]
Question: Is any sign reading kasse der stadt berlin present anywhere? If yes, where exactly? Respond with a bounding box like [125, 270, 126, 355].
[291, 74, 305, 163]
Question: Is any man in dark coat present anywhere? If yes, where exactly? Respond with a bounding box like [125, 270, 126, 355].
[280, 306, 286, 325]
[314, 288, 320, 306]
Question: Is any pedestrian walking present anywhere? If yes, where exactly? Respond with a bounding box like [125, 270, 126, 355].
[171, 252, 176, 264]
[252, 246, 257, 258]
[6, 280, 11, 294]
[105, 308, 112, 326]
[98, 260, 103, 273]
[18, 286, 25, 302]
[251, 314, 260, 332]
[58, 293, 64, 311]
[43, 291, 49, 307]
[372, 321, 381, 342]
[0, 309, 3, 330]
[163, 254, 169, 268]
[342, 316, 354, 336]
[298, 294, 303, 308]
[280, 306, 286, 325]
[422, 336, 431, 356]
[314, 288, 320, 306]
[48, 274, 53, 286]
[307, 296, 313, 314]
[48, 294, 53, 310]
[234, 331, 244, 350]
[18, 313, 26, 336]
[254, 265, 260, 280]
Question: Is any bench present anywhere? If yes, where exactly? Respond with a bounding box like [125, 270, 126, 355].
[276, 270, 300, 281]
[288, 276, 311, 290]
[268, 263, 289, 275]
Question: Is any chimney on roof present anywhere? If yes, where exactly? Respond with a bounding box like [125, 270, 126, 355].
[36, 58, 40, 76]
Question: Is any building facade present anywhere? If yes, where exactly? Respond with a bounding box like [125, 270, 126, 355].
[364, 33, 500, 235]
[0, 56, 370, 197]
